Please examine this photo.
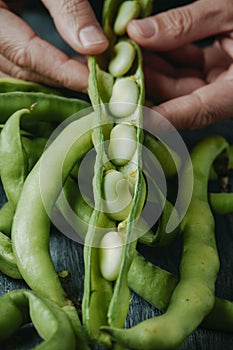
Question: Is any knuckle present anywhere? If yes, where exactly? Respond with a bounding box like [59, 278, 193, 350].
[158, 8, 194, 39]
[58, 0, 88, 17]
[10, 46, 31, 67]
[6, 35, 36, 69]
[52, 61, 71, 87]
[190, 93, 214, 129]
[10, 65, 28, 80]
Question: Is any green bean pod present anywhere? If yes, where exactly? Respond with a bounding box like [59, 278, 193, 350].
[101, 135, 229, 349]
[0, 110, 47, 237]
[0, 108, 30, 206]
[0, 202, 14, 237]
[0, 77, 60, 95]
[11, 113, 94, 349]
[0, 92, 89, 137]
[57, 178, 233, 333]
[82, 1, 153, 346]
[0, 232, 21, 279]
[0, 290, 76, 349]
[143, 133, 178, 179]
[12, 113, 93, 305]
[138, 198, 180, 246]
[209, 192, 233, 215]
[128, 252, 233, 333]
[5, 169, 233, 335]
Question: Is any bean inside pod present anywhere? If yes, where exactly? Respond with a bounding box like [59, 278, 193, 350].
[108, 122, 137, 166]
[113, 1, 141, 36]
[109, 78, 139, 117]
[108, 40, 136, 77]
[99, 231, 124, 281]
[102, 170, 133, 221]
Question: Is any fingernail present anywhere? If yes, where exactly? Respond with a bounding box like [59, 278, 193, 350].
[79, 25, 107, 47]
[131, 19, 156, 38]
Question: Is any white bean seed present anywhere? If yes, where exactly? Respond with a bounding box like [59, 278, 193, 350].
[114, 1, 141, 36]
[108, 41, 136, 77]
[109, 78, 139, 118]
[99, 231, 124, 281]
[108, 123, 137, 166]
[103, 170, 132, 221]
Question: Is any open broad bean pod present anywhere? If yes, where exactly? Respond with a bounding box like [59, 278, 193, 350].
[82, 0, 153, 346]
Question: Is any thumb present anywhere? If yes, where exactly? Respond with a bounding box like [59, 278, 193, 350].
[42, 0, 109, 55]
[127, 0, 233, 51]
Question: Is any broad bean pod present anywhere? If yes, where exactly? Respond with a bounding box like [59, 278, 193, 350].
[209, 193, 233, 215]
[0, 92, 89, 137]
[128, 252, 233, 332]
[101, 135, 229, 349]
[56, 176, 233, 333]
[0, 232, 21, 279]
[12, 113, 93, 304]
[0, 77, 60, 95]
[0, 109, 47, 237]
[3, 172, 233, 335]
[11, 112, 95, 349]
[82, 1, 153, 346]
[0, 290, 76, 349]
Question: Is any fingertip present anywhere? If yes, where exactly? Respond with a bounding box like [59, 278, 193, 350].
[127, 18, 156, 42]
[77, 24, 109, 55]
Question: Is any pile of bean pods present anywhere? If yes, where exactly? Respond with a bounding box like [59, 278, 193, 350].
[0, 1, 233, 349]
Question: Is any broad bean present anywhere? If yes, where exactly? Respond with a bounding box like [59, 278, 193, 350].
[108, 41, 136, 77]
[114, 1, 141, 35]
[103, 170, 133, 221]
[108, 123, 137, 166]
[99, 231, 124, 281]
[109, 78, 139, 117]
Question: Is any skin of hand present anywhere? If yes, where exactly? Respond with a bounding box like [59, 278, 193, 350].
[127, 0, 233, 130]
[0, 0, 109, 92]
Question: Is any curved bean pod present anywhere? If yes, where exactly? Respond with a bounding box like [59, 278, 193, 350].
[128, 252, 233, 332]
[12, 113, 93, 306]
[0, 77, 60, 95]
[11, 114, 94, 348]
[57, 177, 233, 333]
[0, 232, 21, 279]
[101, 135, 229, 349]
[0, 202, 14, 237]
[209, 193, 233, 215]
[0, 290, 76, 349]
[0, 111, 47, 237]
[0, 92, 89, 137]
[0, 108, 30, 207]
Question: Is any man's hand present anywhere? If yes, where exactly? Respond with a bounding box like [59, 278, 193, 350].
[127, 0, 233, 129]
[0, 0, 108, 92]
